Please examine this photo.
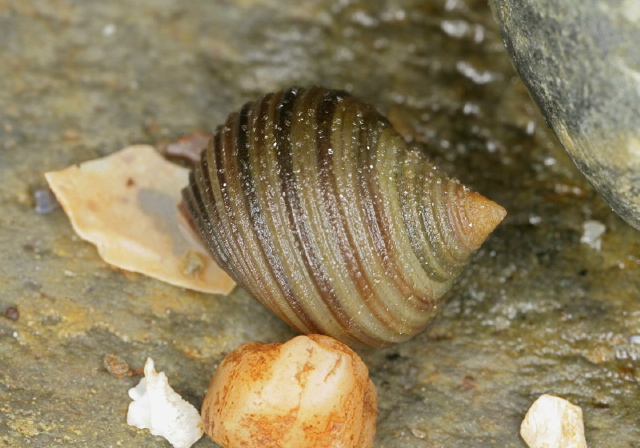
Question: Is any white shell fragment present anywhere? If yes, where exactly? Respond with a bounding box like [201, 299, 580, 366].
[127, 358, 204, 448]
[520, 394, 588, 448]
[45, 145, 235, 294]
[580, 220, 606, 251]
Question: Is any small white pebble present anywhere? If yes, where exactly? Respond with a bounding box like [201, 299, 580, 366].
[629, 335, 640, 344]
[127, 358, 204, 448]
[12, 332, 18, 338]
[455, 60, 499, 84]
[520, 394, 587, 448]
[580, 220, 606, 251]
[441, 19, 470, 38]
[102, 23, 116, 37]
[529, 214, 542, 225]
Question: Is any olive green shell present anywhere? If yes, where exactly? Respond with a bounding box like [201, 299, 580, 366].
[181, 86, 505, 348]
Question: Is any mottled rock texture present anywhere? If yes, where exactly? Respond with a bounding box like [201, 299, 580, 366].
[1, 0, 639, 447]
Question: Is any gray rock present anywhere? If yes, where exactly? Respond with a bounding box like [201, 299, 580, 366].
[490, 0, 640, 230]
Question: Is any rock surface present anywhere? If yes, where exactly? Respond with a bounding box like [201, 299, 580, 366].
[1, 0, 639, 447]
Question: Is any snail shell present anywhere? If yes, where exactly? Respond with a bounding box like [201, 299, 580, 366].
[181, 86, 506, 348]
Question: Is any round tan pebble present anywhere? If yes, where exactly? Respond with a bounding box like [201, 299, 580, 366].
[201, 334, 377, 448]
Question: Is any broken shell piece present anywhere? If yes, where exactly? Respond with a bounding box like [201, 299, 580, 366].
[127, 358, 204, 448]
[520, 394, 588, 448]
[45, 145, 234, 294]
[201, 334, 378, 448]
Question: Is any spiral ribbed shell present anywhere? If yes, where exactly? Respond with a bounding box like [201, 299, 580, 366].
[181, 86, 505, 348]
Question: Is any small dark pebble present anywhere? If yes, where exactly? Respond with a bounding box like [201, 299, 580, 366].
[103, 353, 131, 378]
[385, 352, 401, 361]
[157, 131, 212, 164]
[34, 188, 60, 214]
[461, 375, 477, 391]
[103, 353, 144, 378]
[5, 307, 19, 321]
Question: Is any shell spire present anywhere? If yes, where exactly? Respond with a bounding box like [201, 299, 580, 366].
[458, 188, 507, 250]
[181, 86, 506, 348]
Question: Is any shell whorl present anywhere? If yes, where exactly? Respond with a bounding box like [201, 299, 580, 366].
[181, 86, 505, 348]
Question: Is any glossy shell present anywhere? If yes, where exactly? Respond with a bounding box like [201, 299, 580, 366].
[181, 86, 506, 348]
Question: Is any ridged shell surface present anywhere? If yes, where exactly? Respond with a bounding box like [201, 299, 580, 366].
[182, 86, 505, 348]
